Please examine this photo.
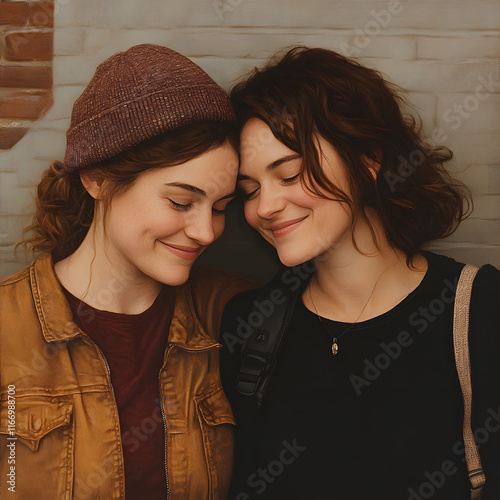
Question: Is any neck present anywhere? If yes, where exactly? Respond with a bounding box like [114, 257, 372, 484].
[54, 223, 163, 315]
[304, 214, 427, 322]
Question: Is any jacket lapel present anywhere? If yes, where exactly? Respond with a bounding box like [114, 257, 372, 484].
[31, 254, 219, 351]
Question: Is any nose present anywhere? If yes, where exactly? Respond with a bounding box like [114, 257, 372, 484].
[184, 208, 216, 247]
[255, 184, 286, 220]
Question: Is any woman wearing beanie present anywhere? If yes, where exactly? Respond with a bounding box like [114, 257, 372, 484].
[220, 47, 500, 499]
[0, 44, 255, 500]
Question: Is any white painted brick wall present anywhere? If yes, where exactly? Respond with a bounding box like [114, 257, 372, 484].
[1, 0, 499, 278]
[417, 36, 500, 60]
[437, 94, 500, 135]
[490, 166, 500, 193]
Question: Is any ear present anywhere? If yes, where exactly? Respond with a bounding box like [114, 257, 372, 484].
[80, 172, 103, 200]
[363, 150, 382, 180]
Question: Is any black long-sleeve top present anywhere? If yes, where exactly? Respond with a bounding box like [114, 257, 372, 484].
[220, 252, 500, 500]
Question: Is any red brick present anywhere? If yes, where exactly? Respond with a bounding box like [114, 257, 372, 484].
[0, 127, 29, 150]
[29, 2, 54, 27]
[0, 66, 52, 89]
[0, 2, 29, 26]
[4, 31, 53, 61]
[0, 91, 53, 119]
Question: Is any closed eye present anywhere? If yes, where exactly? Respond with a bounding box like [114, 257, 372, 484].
[238, 186, 260, 201]
[212, 207, 227, 216]
[212, 195, 235, 215]
[282, 174, 300, 184]
[168, 199, 192, 211]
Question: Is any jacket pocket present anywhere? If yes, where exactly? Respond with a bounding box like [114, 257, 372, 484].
[0, 395, 74, 499]
[196, 384, 236, 499]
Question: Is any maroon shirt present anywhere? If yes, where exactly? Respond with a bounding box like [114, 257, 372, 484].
[64, 286, 174, 499]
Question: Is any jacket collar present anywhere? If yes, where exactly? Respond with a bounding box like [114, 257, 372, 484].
[32, 255, 219, 350]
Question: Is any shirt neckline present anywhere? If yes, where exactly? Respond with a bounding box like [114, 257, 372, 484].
[300, 252, 440, 331]
[63, 285, 172, 324]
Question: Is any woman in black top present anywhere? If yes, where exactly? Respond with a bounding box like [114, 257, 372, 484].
[220, 47, 500, 499]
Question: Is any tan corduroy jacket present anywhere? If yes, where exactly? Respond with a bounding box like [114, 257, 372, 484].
[0, 255, 256, 499]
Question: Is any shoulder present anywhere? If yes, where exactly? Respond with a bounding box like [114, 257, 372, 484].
[187, 265, 259, 339]
[221, 261, 314, 315]
[0, 265, 31, 288]
[473, 263, 500, 294]
[421, 250, 464, 277]
[220, 261, 314, 335]
[188, 265, 259, 307]
[222, 286, 261, 320]
[0, 262, 38, 351]
[422, 251, 499, 305]
[469, 262, 500, 330]
[466, 263, 500, 425]
[0, 264, 33, 308]
[423, 250, 499, 280]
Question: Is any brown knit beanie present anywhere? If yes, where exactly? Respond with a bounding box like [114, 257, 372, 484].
[64, 44, 236, 171]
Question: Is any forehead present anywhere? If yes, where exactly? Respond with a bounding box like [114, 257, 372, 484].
[136, 143, 239, 197]
[240, 118, 294, 169]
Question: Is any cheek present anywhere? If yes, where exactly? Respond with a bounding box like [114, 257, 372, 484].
[243, 200, 260, 229]
[213, 216, 226, 240]
[112, 194, 158, 228]
[312, 201, 352, 243]
[142, 209, 185, 238]
[291, 185, 323, 208]
[163, 213, 188, 236]
[106, 203, 139, 237]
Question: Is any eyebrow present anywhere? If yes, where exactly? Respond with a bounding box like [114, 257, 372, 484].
[238, 154, 301, 180]
[166, 182, 236, 200]
[165, 182, 206, 196]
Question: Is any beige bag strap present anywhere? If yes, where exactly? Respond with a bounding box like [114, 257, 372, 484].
[453, 264, 486, 500]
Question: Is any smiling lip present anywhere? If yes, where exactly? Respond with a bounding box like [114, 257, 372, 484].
[160, 241, 202, 261]
[269, 216, 308, 238]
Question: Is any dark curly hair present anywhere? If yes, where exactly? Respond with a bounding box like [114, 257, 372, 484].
[230, 46, 472, 264]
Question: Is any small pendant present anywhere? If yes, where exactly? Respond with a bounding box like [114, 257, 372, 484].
[331, 338, 339, 356]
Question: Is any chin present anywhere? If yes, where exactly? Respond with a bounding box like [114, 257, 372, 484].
[275, 239, 332, 268]
[276, 248, 311, 268]
[154, 265, 193, 287]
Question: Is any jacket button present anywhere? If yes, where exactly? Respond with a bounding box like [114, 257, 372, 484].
[33, 418, 42, 431]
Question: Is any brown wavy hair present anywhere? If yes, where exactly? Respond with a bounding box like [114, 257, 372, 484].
[230, 47, 471, 263]
[18, 121, 237, 262]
